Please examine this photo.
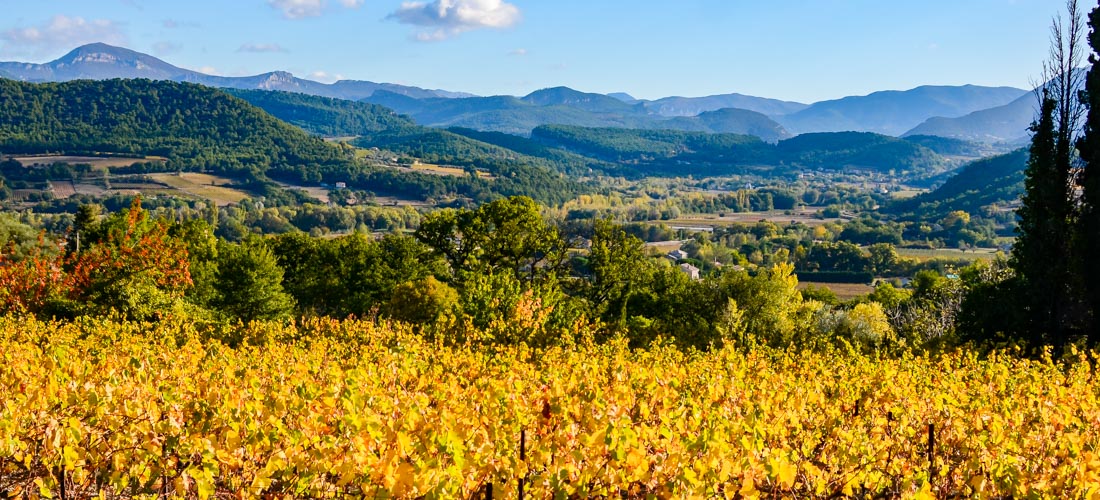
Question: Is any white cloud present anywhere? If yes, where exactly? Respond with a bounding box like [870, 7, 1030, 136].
[197, 66, 219, 75]
[267, 0, 362, 19]
[238, 43, 289, 53]
[1, 15, 127, 56]
[388, 0, 521, 41]
[508, 48, 527, 56]
[308, 70, 344, 83]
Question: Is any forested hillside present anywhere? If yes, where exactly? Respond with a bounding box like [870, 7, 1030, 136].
[0, 78, 584, 205]
[225, 89, 413, 136]
[888, 149, 1028, 219]
[0, 78, 348, 178]
[531, 125, 948, 176]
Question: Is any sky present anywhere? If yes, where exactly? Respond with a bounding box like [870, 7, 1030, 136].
[0, 0, 1072, 103]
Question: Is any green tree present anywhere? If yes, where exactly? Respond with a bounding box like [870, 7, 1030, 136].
[383, 276, 459, 326]
[583, 219, 654, 325]
[416, 196, 566, 282]
[213, 239, 295, 322]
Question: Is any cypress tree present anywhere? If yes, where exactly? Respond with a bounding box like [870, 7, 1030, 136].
[1013, 93, 1073, 345]
[1076, 4, 1100, 341]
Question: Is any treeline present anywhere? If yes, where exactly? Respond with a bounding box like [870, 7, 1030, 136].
[0, 197, 1011, 353]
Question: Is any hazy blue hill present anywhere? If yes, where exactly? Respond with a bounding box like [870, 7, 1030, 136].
[644, 93, 808, 117]
[776, 85, 1028, 136]
[903, 93, 1036, 143]
[360, 91, 649, 136]
[888, 149, 1028, 218]
[607, 92, 639, 103]
[363, 88, 793, 140]
[659, 108, 792, 142]
[0, 43, 467, 101]
[521, 87, 642, 114]
[224, 89, 414, 136]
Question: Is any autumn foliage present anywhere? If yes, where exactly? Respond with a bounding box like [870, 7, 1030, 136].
[0, 198, 191, 318]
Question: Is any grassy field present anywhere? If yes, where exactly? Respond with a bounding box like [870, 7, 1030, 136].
[271, 180, 331, 203]
[797, 281, 875, 300]
[147, 173, 250, 206]
[890, 188, 928, 199]
[11, 155, 166, 168]
[408, 162, 494, 179]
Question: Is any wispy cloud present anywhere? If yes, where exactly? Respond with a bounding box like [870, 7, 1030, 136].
[1, 15, 128, 57]
[508, 48, 527, 56]
[162, 19, 200, 29]
[267, 0, 363, 20]
[388, 0, 521, 41]
[238, 43, 289, 53]
[152, 41, 181, 55]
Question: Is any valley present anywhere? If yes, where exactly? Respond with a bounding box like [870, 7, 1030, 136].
[0, 1, 1096, 492]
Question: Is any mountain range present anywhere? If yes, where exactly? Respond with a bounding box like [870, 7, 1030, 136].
[0, 43, 1035, 143]
[903, 89, 1038, 144]
[0, 43, 471, 100]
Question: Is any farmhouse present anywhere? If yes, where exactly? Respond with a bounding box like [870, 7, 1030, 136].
[679, 263, 700, 280]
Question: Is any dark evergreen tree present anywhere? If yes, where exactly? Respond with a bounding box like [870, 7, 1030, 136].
[1013, 94, 1073, 345]
[1075, 3, 1100, 341]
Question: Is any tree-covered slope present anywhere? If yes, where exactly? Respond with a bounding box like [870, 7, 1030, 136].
[225, 89, 414, 137]
[658, 108, 792, 142]
[530, 125, 946, 176]
[776, 132, 942, 171]
[0, 78, 583, 205]
[887, 149, 1028, 219]
[0, 78, 348, 177]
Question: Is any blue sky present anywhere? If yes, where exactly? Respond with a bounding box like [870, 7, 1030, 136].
[0, 0, 1068, 103]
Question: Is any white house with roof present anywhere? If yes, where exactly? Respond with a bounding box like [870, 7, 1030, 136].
[679, 263, 700, 280]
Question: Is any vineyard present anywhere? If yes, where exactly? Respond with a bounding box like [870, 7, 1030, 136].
[2, 316, 1100, 499]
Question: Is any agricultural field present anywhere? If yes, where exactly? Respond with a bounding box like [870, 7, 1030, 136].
[665, 209, 841, 229]
[797, 281, 876, 300]
[147, 173, 251, 206]
[271, 180, 331, 203]
[386, 161, 494, 179]
[890, 188, 929, 200]
[2, 317, 1099, 498]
